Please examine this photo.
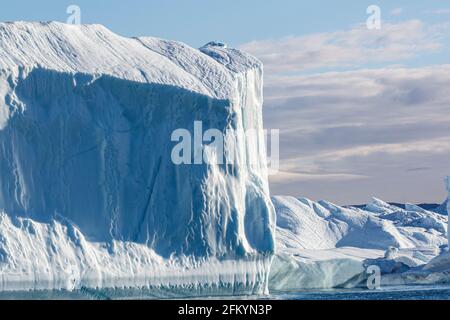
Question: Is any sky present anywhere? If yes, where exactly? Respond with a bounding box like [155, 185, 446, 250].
[1, 0, 449, 204]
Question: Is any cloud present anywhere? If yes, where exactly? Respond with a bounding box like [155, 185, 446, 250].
[263, 65, 450, 203]
[405, 167, 431, 172]
[240, 20, 450, 203]
[269, 171, 368, 183]
[240, 20, 446, 74]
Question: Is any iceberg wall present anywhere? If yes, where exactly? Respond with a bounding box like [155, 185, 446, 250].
[447, 176, 450, 246]
[0, 22, 275, 294]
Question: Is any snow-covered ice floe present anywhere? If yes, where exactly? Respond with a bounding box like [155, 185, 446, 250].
[270, 194, 448, 291]
[0, 22, 275, 295]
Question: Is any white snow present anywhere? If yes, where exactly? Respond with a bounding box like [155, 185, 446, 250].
[271, 195, 448, 290]
[0, 22, 275, 295]
[269, 247, 384, 290]
[273, 196, 447, 251]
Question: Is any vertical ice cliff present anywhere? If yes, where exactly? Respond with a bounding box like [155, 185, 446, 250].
[0, 22, 275, 295]
[447, 176, 450, 246]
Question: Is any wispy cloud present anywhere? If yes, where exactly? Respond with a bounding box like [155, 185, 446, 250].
[269, 171, 368, 183]
[264, 65, 450, 203]
[240, 20, 446, 75]
[240, 20, 450, 203]
[405, 167, 432, 172]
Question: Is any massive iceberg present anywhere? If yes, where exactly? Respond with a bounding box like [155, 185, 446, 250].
[0, 22, 275, 294]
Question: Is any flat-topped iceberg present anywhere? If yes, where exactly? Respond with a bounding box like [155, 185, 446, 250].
[0, 22, 275, 295]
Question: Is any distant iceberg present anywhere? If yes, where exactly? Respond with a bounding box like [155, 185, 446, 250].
[270, 195, 447, 290]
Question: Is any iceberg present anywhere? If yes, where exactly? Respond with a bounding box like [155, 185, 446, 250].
[273, 196, 447, 251]
[384, 178, 450, 288]
[0, 22, 275, 295]
[270, 195, 447, 290]
[433, 201, 448, 216]
[447, 176, 450, 245]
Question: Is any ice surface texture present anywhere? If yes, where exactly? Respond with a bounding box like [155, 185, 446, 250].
[273, 196, 447, 251]
[0, 22, 275, 294]
[271, 196, 447, 290]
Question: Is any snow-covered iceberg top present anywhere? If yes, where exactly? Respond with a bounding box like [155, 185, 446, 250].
[0, 22, 275, 295]
[272, 196, 447, 251]
[270, 195, 448, 290]
[0, 21, 261, 100]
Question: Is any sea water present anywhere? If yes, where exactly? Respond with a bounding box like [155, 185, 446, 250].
[1, 285, 450, 300]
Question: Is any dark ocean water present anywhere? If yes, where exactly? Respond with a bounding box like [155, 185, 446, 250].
[1, 285, 450, 300]
[268, 285, 450, 300]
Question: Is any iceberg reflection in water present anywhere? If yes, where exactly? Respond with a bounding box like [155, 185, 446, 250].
[1, 285, 450, 300]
